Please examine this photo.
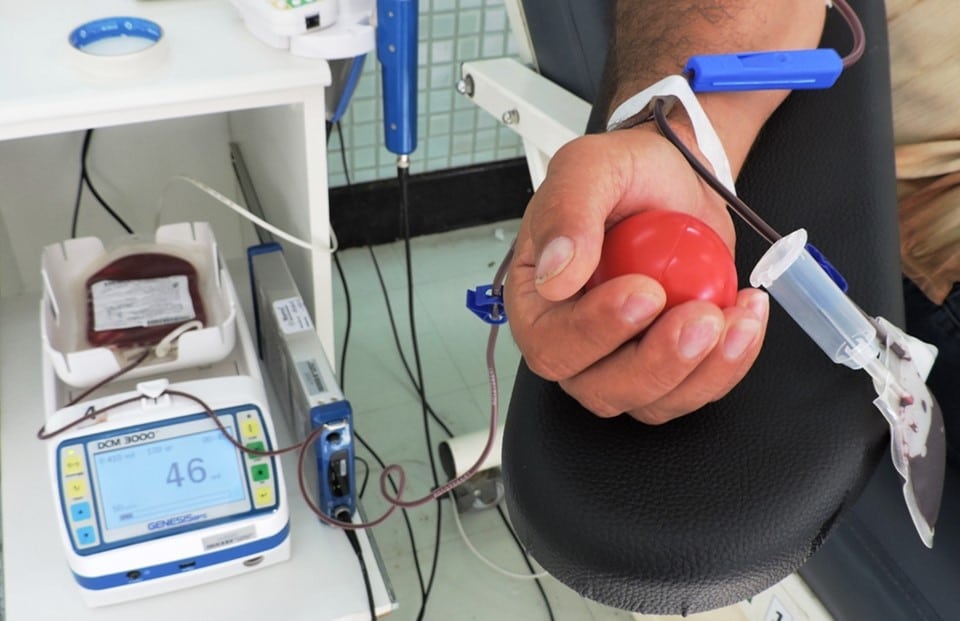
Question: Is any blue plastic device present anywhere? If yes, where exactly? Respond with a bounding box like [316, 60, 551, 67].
[685, 49, 842, 92]
[311, 402, 357, 519]
[466, 284, 507, 325]
[376, 0, 418, 155]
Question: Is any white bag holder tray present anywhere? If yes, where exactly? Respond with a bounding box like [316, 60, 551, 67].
[41, 222, 237, 388]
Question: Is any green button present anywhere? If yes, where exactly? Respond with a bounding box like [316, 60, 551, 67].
[246, 441, 265, 460]
[250, 464, 271, 482]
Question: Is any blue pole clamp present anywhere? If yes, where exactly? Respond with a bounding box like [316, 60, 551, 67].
[466, 285, 507, 324]
[377, 0, 418, 156]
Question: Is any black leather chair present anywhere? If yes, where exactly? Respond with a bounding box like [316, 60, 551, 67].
[502, 0, 926, 616]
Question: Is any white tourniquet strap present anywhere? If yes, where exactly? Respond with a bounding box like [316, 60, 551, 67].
[606, 75, 736, 195]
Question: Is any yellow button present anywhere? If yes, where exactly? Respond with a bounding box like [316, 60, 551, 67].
[253, 485, 274, 507]
[64, 453, 84, 476]
[66, 479, 86, 499]
[241, 418, 261, 439]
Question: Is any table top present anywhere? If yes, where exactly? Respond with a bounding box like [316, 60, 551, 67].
[0, 0, 332, 139]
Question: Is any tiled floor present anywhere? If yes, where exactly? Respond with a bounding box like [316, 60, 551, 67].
[330, 220, 635, 621]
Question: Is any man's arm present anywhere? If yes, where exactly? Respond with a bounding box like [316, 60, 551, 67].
[598, 1, 826, 172]
[505, 1, 827, 423]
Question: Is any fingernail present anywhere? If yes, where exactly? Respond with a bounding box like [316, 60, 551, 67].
[620, 293, 662, 325]
[723, 318, 761, 360]
[678, 317, 722, 360]
[746, 291, 769, 321]
[535, 236, 575, 284]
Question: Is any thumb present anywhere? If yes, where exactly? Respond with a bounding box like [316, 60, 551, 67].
[528, 137, 624, 301]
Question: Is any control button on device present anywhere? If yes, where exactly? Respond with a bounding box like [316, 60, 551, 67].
[70, 502, 92, 522]
[66, 479, 87, 499]
[253, 485, 274, 508]
[250, 464, 271, 482]
[76, 526, 97, 546]
[63, 451, 84, 476]
[240, 418, 261, 439]
[245, 440, 266, 461]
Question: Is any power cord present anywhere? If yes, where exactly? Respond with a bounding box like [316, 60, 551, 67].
[338, 508, 376, 621]
[367, 243, 555, 620]
[333, 227, 429, 603]
[354, 431, 429, 608]
[334, 121, 356, 388]
[332, 120, 430, 611]
[496, 505, 556, 621]
[355, 454, 370, 498]
[395, 160, 445, 621]
[450, 503, 548, 581]
[70, 129, 134, 239]
[362, 184, 555, 619]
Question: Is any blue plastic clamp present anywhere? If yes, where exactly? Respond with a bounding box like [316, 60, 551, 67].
[685, 49, 843, 93]
[466, 285, 507, 324]
[805, 243, 849, 293]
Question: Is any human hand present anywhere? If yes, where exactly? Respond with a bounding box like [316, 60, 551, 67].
[505, 123, 770, 424]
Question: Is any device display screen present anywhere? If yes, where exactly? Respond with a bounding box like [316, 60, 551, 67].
[91, 422, 249, 541]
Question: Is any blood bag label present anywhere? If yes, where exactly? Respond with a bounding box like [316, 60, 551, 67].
[272, 296, 314, 334]
[91, 276, 196, 331]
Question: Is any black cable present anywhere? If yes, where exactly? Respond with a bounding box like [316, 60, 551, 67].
[70, 129, 134, 238]
[366, 245, 455, 436]
[334, 125, 428, 602]
[69, 131, 90, 238]
[334, 253, 352, 389]
[367, 186, 553, 617]
[336, 121, 352, 187]
[355, 455, 371, 498]
[340, 509, 377, 621]
[496, 505, 556, 621]
[355, 431, 428, 599]
[395, 163, 445, 621]
[334, 122, 355, 387]
[339, 134, 548, 614]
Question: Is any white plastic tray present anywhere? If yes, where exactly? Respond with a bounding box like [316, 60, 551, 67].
[41, 222, 237, 388]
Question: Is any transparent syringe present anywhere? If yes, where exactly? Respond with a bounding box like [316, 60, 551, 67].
[750, 229, 945, 546]
[645, 89, 945, 547]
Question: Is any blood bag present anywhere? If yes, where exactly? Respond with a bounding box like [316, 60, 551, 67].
[85, 253, 206, 349]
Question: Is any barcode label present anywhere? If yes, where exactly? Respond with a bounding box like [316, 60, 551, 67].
[272, 296, 314, 334]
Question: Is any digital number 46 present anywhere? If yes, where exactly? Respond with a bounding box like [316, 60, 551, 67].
[167, 458, 207, 486]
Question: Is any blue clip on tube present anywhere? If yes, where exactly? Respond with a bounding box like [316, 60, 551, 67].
[377, 0, 418, 156]
[685, 49, 843, 92]
[750, 229, 877, 370]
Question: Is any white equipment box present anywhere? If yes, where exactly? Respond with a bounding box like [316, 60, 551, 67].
[39, 223, 290, 607]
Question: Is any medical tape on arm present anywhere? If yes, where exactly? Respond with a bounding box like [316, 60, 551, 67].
[606, 74, 736, 195]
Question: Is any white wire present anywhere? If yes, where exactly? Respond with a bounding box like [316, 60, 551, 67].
[155, 175, 339, 253]
[451, 504, 551, 580]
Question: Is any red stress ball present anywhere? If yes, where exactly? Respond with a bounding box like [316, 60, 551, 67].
[588, 209, 738, 310]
